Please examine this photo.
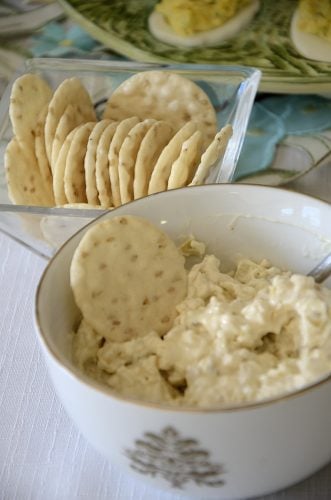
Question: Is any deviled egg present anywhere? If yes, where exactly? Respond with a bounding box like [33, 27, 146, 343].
[148, 0, 260, 48]
[291, 0, 331, 63]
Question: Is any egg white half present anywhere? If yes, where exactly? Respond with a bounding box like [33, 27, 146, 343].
[148, 0, 260, 48]
[291, 8, 331, 63]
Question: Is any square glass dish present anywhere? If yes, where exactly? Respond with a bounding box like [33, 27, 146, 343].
[0, 58, 260, 259]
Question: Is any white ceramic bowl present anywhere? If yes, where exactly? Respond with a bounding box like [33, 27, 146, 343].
[35, 184, 331, 500]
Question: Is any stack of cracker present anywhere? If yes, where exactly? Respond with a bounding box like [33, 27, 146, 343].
[5, 70, 232, 208]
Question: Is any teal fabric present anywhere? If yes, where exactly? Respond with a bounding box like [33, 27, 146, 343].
[235, 95, 331, 180]
[30, 22, 101, 57]
[262, 95, 331, 135]
[234, 103, 285, 180]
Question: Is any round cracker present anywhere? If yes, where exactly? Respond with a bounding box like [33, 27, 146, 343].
[167, 130, 203, 189]
[108, 116, 140, 207]
[148, 121, 197, 195]
[44, 77, 96, 163]
[5, 137, 51, 206]
[35, 105, 55, 204]
[133, 120, 173, 200]
[103, 70, 216, 150]
[53, 127, 79, 206]
[70, 215, 187, 342]
[9, 73, 52, 148]
[64, 122, 96, 204]
[118, 119, 156, 205]
[190, 124, 233, 186]
[95, 121, 119, 208]
[85, 120, 113, 206]
[51, 104, 88, 172]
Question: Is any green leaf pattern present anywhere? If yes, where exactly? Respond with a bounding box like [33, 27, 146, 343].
[62, 0, 331, 83]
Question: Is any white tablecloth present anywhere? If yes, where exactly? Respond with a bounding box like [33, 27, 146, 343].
[1, 162, 331, 500]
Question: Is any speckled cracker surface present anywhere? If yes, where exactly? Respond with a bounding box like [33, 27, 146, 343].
[148, 121, 197, 195]
[95, 121, 119, 208]
[44, 77, 96, 163]
[35, 105, 55, 204]
[190, 124, 233, 185]
[9, 73, 52, 148]
[53, 127, 78, 206]
[5, 137, 51, 206]
[103, 70, 216, 150]
[70, 215, 187, 342]
[168, 130, 203, 189]
[51, 104, 88, 172]
[108, 116, 140, 207]
[64, 122, 95, 204]
[133, 120, 173, 200]
[85, 119, 113, 206]
[118, 119, 155, 204]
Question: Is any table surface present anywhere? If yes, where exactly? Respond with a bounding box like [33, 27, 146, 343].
[1, 2, 331, 499]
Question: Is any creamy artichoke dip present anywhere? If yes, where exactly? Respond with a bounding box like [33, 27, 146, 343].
[73, 254, 331, 408]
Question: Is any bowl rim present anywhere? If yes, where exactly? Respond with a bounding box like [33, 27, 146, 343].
[35, 183, 331, 414]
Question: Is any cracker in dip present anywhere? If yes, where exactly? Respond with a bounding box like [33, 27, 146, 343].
[71, 219, 331, 408]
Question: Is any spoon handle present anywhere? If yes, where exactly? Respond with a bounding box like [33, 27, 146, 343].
[307, 252, 331, 284]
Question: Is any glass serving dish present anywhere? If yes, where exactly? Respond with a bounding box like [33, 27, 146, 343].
[0, 58, 260, 259]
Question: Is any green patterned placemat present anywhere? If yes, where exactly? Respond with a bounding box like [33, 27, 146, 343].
[59, 0, 331, 93]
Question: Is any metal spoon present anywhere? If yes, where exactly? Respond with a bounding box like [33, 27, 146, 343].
[307, 251, 331, 284]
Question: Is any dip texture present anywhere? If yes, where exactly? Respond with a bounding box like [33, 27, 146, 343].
[73, 255, 331, 408]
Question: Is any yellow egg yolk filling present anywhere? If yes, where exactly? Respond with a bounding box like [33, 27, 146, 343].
[297, 0, 331, 42]
[155, 0, 254, 36]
